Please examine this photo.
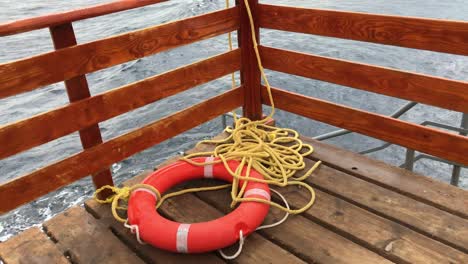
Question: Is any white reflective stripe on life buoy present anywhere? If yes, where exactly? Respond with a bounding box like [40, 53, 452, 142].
[133, 188, 158, 201]
[204, 156, 215, 178]
[176, 223, 191, 253]
[244, 188, 271, 201]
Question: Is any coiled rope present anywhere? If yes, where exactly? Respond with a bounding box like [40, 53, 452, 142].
[94, 0, 321, 257]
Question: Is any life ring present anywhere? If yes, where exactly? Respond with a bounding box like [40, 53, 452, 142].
[127, 156, 270, 253]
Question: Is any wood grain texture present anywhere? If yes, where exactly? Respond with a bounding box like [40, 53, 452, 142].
[0, 88, 243, 213]
[306, 163, 468, 253]
[190, 133, 468, 263]
[197, 188, 392, 264]
[260, 46, 468, 112]
[43, 206, 144, 263]
[259, 4, 468, 56]
[187, 134, 391, 263]
[302, 136, 468, 219]
[85, 172, 226, 264]
[0, 227, 69, 264]
[239, 0, 262, 120]
[285, 185, 467, 264]
[0, 50, 240, 160]
[50, 22, 114, 191]
[293, 158, 468, 263]
[158, 191, 305, 263]
[261, 86, 468, 165]
[0, 7, 239, 98]
[87, 168, 305, 264]
[0, 0, 168, 36]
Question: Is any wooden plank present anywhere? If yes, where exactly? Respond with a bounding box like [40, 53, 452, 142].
[278, 178, 468, 263]
[87, 170, 305, 263]
[185, 136, 392, 263]
[258, 4, 468, 56]
[43, 206, 144, 263]
[261, 86, 468, 165]
[239, 0, 262, 120]
[303, 161, 468, 252]
[0, 227, 69, 264]
[85, 199, 226, 264]
[157, 189, 305, 263]
[196, 188, 393, 263]
[0, 0, 168, 36]
[302, 136, 468, 219]
[127, 160, 304, 263]
[189, 133, 468, 263]
[0, 7, 239, 98]
[260, 46, 468, 113]
[50, 22, 114, 191]
[85, 171, 225, 264]
[0, 49, 241, 160]
[0, 88, 243, 214]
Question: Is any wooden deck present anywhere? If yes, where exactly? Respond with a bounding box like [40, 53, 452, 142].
[1, 135, 467, 264]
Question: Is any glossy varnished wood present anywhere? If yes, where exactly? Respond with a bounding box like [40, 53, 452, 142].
[0, 88, 243, 213]
[50, 22, 114, 191]
[0, 0, 167, 36]
[0, 8, 239, 99]
[259, 4, 468, 56]
[260, 46, 468, 113]
[0, 50, 241, 160]
[261, 86, 468, 165]
[239, 0, 262, 120]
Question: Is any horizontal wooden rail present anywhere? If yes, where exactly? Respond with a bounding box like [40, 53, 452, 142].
[259, 4, 468, 56]
[0, 50, 241, 160]
[260, 46, 468, 112]
[0, 87, 243, 214]
[0, 0, 168, 36]
[261, 86, 468, 165]
[0, 7, 239, 99]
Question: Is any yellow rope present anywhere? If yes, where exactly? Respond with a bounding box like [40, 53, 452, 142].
[179, 0, 321, 214]
[94, 184, 162, 223]
[94, 0, 321, 223]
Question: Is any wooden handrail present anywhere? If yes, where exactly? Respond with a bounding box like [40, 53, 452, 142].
[259, 4, 468, 56]
[260, 46, 468, 113]
[0, 88, 243, 214]
[0, 7, 239, 99]
[261, 86, 468, 166]
[0, 50, 241, 160]
[0, 0, 168, 36]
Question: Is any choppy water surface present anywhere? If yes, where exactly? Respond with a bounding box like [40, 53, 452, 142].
[0, 0, 467, 240]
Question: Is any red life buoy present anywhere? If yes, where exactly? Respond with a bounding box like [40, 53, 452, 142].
[127, 157, 270, 253]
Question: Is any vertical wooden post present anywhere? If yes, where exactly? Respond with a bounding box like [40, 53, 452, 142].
[238, 0, 262, 120]
[49, 23, 114, 192]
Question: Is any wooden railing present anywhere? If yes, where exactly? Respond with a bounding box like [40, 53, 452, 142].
[0, 0, 467, 214]
[257, 4, 468, 166]
[0, 0, 169, 36]
[0, 1, 242, 213]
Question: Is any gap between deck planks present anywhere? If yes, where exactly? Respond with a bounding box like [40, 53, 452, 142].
[0, 228, 69, 264]
[191, 133, 468, 263]
[302, 136, 468, 219]
[86, 171, 306, 264]
[2, 133, 466, 264]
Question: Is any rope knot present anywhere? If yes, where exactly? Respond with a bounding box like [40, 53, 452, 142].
[94, 184, 162, 223]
